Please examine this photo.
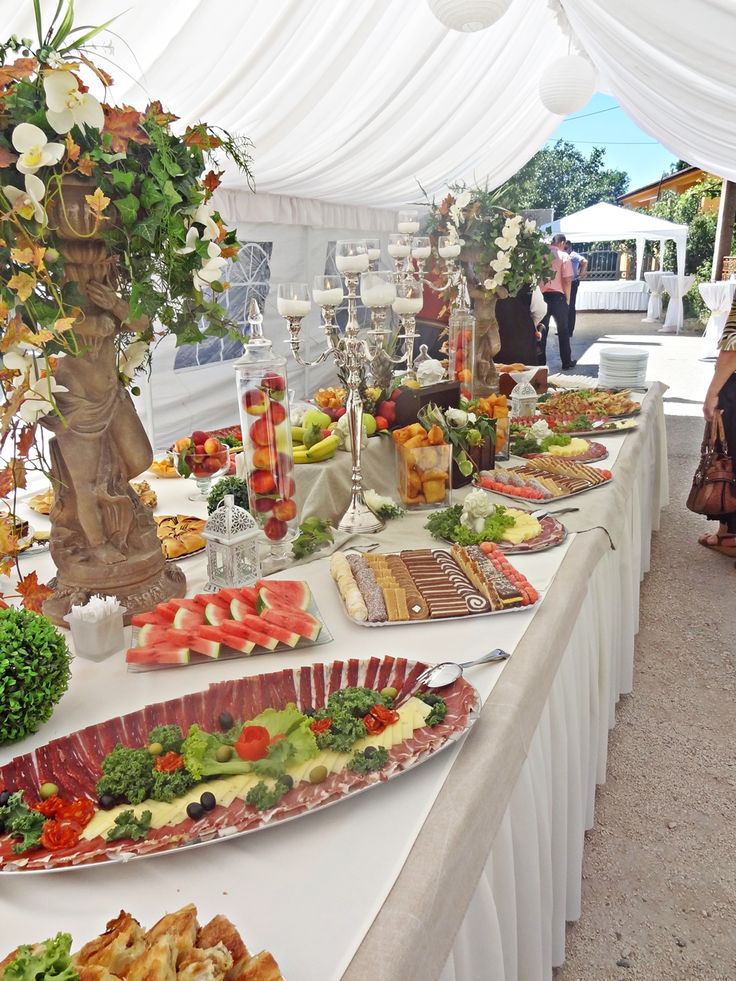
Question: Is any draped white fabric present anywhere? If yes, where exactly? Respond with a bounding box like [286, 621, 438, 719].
[576, 279, 649, 312]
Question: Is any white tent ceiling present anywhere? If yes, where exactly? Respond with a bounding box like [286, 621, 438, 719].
[4, 0, 736, 219]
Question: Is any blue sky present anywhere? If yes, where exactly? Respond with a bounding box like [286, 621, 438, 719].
[546, 93, 679, 194]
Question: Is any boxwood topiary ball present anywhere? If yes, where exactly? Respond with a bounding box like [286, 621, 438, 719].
[0, 607, 72, 745]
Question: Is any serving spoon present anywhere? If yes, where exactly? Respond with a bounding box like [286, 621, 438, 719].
[395, 648, 510, 707]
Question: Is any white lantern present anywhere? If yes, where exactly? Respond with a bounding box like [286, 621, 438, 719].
[203, 494, 261, 591]
[427, 0, 512, 32]
[539, 55, 597, 114]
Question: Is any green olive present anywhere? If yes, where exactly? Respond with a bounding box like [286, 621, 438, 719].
[309, 765, 328, 784]
[216, 745, 233, 763]
[380, 686, 398, 701]
[39, 782, 59, 800]
[147, 742, 164, 756]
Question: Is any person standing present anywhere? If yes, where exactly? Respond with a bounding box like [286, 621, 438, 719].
[564, 241, 588, 337]
[540, 233, 575, 370]
[698, 296, 736, 556]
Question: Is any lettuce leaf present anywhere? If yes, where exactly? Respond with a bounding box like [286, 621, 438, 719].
[244, 704, 318, 769]
[3, 933, 77, 981]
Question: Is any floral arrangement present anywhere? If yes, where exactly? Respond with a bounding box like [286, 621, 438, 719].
[364, 489, 406, 520]
[424, 186, 552, 300]
[425, 489, 514, 546]
[418, 403, 496, 478]
[0, 1, 252, 595]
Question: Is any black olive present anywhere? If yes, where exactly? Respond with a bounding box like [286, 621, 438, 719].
[303, 707, 315, 717]
[99, 794, 116, 811]
[200, 792, 216, 811]
[218, 712, 234, 731]
[0, 819, 5, 834]
[0, 791, 11, 807]
[352, 706, 366, 718]
[423, 694, 440, 705]
[278, 774, 293, 790]
[186, 802, 205, 821]
[115, 795, 127, 805]
[363, 746, 377, 757]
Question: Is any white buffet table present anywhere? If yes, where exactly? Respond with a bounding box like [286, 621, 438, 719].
[576, 279, 649, 312]
[2, 386, 668, 980]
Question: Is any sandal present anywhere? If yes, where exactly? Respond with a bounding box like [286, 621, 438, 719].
[698, 532, 736, 556]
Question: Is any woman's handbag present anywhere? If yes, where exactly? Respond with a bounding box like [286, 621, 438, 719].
[686, 411, 736, 516]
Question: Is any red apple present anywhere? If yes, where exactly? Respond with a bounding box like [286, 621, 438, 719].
[254, 496, 276, 513]
[252, 446, 278, 470]
[390, 389, 402, 402]
[194, 443, 206, 455]
[267, 401, 287, 425]
[191, 430, 208, 444]
[243, 388, 268, 416]
[277, 476, 296, 498]
[264, 516, 288, 541]
[334, 406, 347, 420]
[249, 469, 276, 494]
[378, 400, 396, 421]
[272, 498, 297, 522]
[203, 437, 220, 454]
[249, 417, 275, 448]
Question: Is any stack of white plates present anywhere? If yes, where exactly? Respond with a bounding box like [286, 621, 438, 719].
[598, 347, 648, 390]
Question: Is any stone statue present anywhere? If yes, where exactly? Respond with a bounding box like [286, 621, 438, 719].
[41, 179, 185, 625]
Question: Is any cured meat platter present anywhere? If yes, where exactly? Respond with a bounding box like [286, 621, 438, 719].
[0, 656, 480, 874]
[331, 545, 539, 626]
[489, 513, 566, 554]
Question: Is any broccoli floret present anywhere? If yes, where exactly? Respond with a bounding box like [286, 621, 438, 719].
[149, 767, 197, 803]
[180, 724, 251, 780]
[96, 745, 154, 805]
[147, 724, 184, 753]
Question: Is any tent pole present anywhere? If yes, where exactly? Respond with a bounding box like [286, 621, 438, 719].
[659, 239, 665, 271]
[712, 179, 736, 280]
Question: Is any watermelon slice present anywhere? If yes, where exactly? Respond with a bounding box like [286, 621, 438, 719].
[261, 607, 322, 642]
[188, 635, 220, 659]
[126, 643, 190, 665]
[230, 597, 257, 622]
[200, 625, 255, 655]
[230, 612, 299, 648]
[220, 620, 279, 651]
[204, 602, 229, 626]
[172, 606, 204, 630]
[131, 610, 173, 628]
[169, 598, 203, 613]
[136, 624, 191, 646]
[156, 601, 180, 619]
[218, 587, 256, 605]
[193, 592, 230, 610]
[255, 580, 312, 611]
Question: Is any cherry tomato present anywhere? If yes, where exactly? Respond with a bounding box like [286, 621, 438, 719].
[154, 751, 185, 773]
[40, 819, 81, 852]
[235, 725, 271, 761]
[309, 718, 332, 735]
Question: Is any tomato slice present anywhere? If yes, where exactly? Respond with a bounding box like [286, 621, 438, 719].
[40, 819, 82, 852]
[235, 725, 271, 761]
[370, 704, 400, 726]
[363, 713, 384, 734]
[57, 798, 95, 828]
[154, 751, 185, 773]
[34, 795, 67, 818]
[309, 718, 332, 735]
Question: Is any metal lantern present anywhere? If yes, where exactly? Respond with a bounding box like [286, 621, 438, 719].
[202, 494, 261, 591]
[509, 374, 539, 419]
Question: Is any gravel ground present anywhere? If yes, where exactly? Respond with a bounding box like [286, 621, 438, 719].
[552, 317, 736, 980]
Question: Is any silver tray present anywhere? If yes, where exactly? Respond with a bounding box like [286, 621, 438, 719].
[479, 473, 612, 504]
[0, 658, 480, 874]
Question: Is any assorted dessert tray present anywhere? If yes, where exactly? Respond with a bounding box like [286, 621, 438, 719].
[127, 580, 331, 670]
[0, 656, 479, 873]
[478, 458, 612, 502]
[0, 904, 283, 981]
[331, 544, 539, 625]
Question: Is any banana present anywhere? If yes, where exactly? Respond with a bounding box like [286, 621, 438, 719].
[306, 434, 340, 462]
[291, 425, 305, 444]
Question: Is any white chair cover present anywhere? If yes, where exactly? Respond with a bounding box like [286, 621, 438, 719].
[660, 273, 696, 334]
[699, 280, 736, 360]
[643, 270, 664, 322]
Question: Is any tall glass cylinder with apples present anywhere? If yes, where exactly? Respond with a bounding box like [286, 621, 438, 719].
[235, 298, 298, 557]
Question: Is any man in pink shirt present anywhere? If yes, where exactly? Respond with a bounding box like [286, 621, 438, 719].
[540, 233, 575, 369]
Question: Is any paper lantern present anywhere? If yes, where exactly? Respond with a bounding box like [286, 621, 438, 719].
[539, 55, 597, 114]
[427, 0, 512, 32]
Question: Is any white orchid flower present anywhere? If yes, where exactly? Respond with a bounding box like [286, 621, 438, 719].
[176, 226, 201, 255]
[455, 190, 472, 209]
[529, 419, 552, 441]
[12, 123, 65, 175]
[448, 204, 463, 227]
[491, 252, 511, 273]
[445, 407, 469, 429]
[3, 345, 34, 385]
[524, 218, 537, 233]
[3, 173, 47, 224]
[46, 51, 66, 69]
[483, 277, 496, 291]
[467, 412, 477, 423]
[192, 202, 219, 241]
[18, 374, 68, 424]
[193, 241, 228, 291]
[507, 214, 523, 227]
[44, 70, 104, 134]
[119, 339, 149, 378]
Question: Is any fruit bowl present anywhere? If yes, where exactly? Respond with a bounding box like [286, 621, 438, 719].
[173, 433, 231, 501]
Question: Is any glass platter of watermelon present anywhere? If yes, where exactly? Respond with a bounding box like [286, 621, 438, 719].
[126, 580, 332, 671]
[0, 656, 480, 874]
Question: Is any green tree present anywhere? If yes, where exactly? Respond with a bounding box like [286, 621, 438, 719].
[498, 140, 629, 217]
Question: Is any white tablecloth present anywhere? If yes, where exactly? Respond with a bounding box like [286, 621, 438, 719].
[699, 280, 736, 359]
[643, 270, 665, 322]
[2, 387, 668, 980]
[661, 273, 696, 333]
[576, 279, 649, 312]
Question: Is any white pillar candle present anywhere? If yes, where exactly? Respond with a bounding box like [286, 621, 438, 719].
[388, 244, 411, 259]
[367, 248, 381, 261]
[438, 243, 461, 258]
[312, 287, 344, 306]
[361, 284, 397, 307]
[336, 253, 370, 274]
[277, 297, 312, 317]
[392, 296, 423, 315]
[411, 246, 431, 259]
[397, 221, 420, 235]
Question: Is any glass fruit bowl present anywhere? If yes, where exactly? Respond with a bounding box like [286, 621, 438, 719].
[173, 435, 231, 501]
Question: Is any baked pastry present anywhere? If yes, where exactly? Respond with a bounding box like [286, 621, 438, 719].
[130, 480, 157, 509]
[29, 481, 158, 513]
[154, 515, 206, 560]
